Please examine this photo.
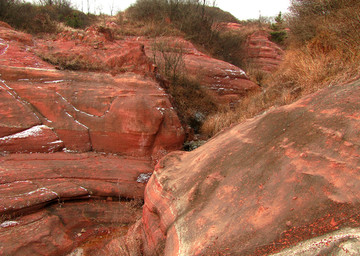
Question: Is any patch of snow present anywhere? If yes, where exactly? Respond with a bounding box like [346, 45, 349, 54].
[0, 125, 48, 141]
[48, 140, 63, 144]
[63, 148, 77, 153]
[0, 41, 9, 56]
[0, 221, 19, 228]
[136, 173, 152, 183]
[156, 107, 166, 115]
[78, 186, 88, 193]
[44, 80, 66, 84]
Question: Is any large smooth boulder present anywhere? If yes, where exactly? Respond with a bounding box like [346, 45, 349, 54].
[142, 80, 360, 255]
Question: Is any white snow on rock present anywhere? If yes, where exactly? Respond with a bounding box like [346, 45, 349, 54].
[0, 125, 49, 141]
[136, 173, 152, 183]
[0, 221, 19, 228]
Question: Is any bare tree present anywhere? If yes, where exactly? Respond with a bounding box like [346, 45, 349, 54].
[109, 0, 115, 16]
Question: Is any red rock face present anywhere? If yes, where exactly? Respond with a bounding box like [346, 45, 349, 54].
[246, 30, 284, 72]
[0, 23, 183, 255]
[0, 152, 148, 255]
[141, 80, 360, 255]
[35, 27, 258, 106]
[213, 22, 243, 31]
[0, 24, 184, 158]
[143, 37, 259, 105]
[0, 200, 143, 255]
[0, 152, 152, 215]
[0, 125, 64, 153]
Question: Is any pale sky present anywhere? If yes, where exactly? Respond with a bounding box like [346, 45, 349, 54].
[69, 0, 291, 20]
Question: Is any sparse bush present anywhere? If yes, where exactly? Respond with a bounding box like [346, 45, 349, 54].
[151, 39, 217, 133]
[152, 39, 185, 81]
[211, 30, 247, 68]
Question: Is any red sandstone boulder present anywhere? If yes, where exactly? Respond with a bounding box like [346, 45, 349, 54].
[246, 30, 284, 72]
[141, 80, 360, 255]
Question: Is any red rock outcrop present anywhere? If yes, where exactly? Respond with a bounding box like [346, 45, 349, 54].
[0, 200, 143, 255]
[0, 125, 64, 153]
[34, 26, 258, 106]
[246, 30, 284, 72]
[0, 24, 184, 158]
[0, 152, 152, 216]
[142, 37, 259, 105]
[213, 22, 243, 31]
[0, 152, 149, 255]
[141, 80, 360, 255]
[0, 22, 183, 255]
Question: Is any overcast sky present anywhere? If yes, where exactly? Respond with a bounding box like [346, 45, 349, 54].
[68, 0, 291, 20]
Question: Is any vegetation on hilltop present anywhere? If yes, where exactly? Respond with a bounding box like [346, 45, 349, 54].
[0, 0, 93, 33]
[126, 0, 248, 68]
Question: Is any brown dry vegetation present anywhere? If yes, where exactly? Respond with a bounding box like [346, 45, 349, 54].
[201, 0, 360, 137]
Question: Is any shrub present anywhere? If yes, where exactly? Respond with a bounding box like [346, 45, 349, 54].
[270, 12, 287, 45]
[151, 39, 217, 133]
[152, 39, 185, 81]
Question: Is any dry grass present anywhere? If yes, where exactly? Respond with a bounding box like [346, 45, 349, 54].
[201, 0, 360, 138]
[39, 52, 104, 71]
[201, 41, 360, 137]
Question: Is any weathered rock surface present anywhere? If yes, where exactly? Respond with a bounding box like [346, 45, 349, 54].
[213, 22, 243, 31]
[0, 152, 149, 255]
[35, 25, 258, 105]
[141, 80, 360, 255]
[0, 24, 184, 158]
[246, 30, 284, 72]
[0, 200, 142, 256]
[0, 152, 152, 216]
[142, 37, 259, 105]
[0, 23, 181, 256]
[0, 125, 64, 153]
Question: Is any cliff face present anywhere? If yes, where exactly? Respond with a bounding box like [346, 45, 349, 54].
[0, 22, 183, 255]
[141, 80, 360, 255]
[0, 20, 259, 255]
[0, 23, 185, 159]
